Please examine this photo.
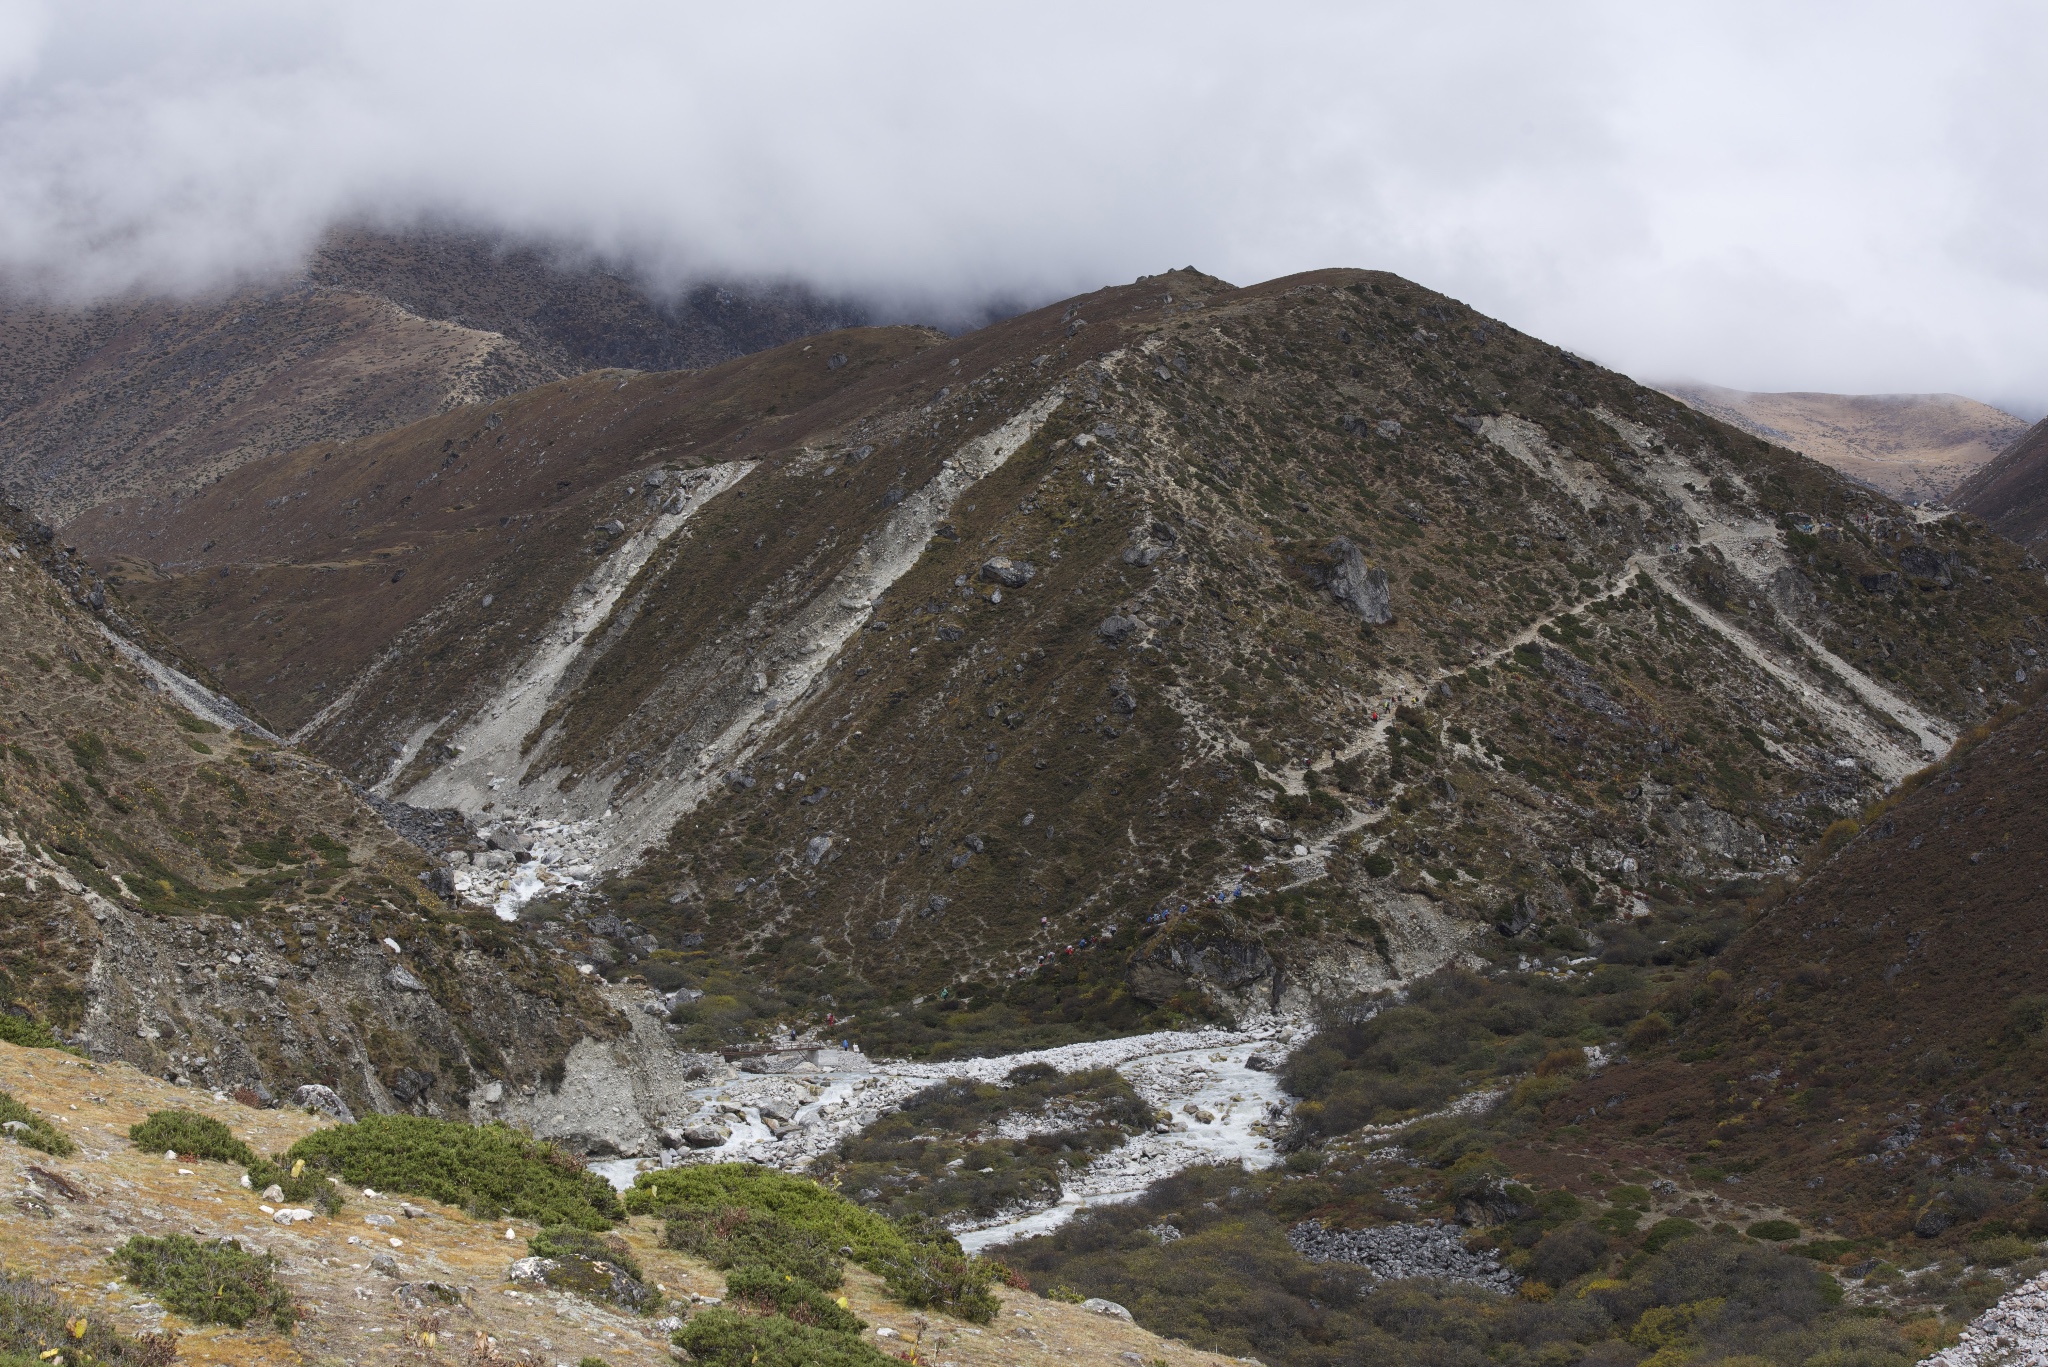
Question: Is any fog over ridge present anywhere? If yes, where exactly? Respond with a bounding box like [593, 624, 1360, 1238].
[3, 1, 2046, 412]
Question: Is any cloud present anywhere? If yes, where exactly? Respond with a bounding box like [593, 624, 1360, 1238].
[3, 1, 2046, 411]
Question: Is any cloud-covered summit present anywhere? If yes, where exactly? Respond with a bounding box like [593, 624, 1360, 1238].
[3, 2, 2046, 410]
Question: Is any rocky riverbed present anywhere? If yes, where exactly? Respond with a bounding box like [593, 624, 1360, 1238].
[585, 1014, 1300, 1250]
[1925, 1269, 2048, 1367]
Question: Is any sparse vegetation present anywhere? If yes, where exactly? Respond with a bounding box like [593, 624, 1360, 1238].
[0, 1269, 175, 1365]
[525, 1225, 660, 1312]
[0, 1088, 73, 1156]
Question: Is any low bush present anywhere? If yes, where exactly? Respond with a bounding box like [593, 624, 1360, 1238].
[1747, 1219, 1800, 1242]
[663, 1206, 845, 1288]
[0, 1089, 74, 1157]
[672, 1306, 895, 1367]
[531, 1225, 646, 1283]
[631, 1165, 905, 1265]
[640, 1165, 1009, 1324]
[110, 1234, 296, 1332]
[722, 1266, 865, 1333]
[0, 1015, 60, 1050]
[128, 1111, 255, 1166]
[282, 1115, 620, 1228]
[1004, 1163, 1907, 1367]
[871, 1241, 1005, 1322]
[1281, 966, 1673, 1143]
[0, 1268, 175, 1366]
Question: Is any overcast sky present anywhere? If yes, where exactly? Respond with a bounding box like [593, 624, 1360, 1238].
[3, 2, 2046, 413]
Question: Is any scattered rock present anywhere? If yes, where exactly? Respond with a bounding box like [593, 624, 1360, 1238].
[1083, 1298, 1135, 1322]
[1099, 614, 1142, 645]
[980, 557, 1036, 588]
[384, 965, 427, 993]
[680, 1124, 731, 1149]
[291, 1083, 354, 1122]
[507, 1256, 555, 1285]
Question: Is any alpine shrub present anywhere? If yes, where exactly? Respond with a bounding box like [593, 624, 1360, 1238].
[128, 1111, 255, 1166]
[110, 1235, 295, 1332]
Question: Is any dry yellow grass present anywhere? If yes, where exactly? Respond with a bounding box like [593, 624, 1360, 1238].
[1660, 383, 2028, 502]
[0, 1041, 1235, 1366]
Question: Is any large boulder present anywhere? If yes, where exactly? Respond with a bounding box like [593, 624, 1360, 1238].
[1312, 537, 1393, 624]
[1127, 916, 1277, 1009]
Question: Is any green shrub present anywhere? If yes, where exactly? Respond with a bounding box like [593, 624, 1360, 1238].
[872, 1242, 1004, 1322]
[1606, 1183, 1653, 1209]
[0, 1015, 60, 1050]
[0, 1268, 175, 1365]
[1747, 1218, 1800, 1242]
[1642, 1216, 1703, 1253]
[722, 1267, 865, 1333]
[110, 1235, 295, 1332]
[128, 1111, 254, 1165]
[630, 1165, 905, 1265]
[638, 1165, 1007, 1324]
[242, 1156, 345, 1215]
[282, 1115, 620, 1228]
[672, 1306, 895, 1367]
[1968, 1235, 2041, 1268]
[0, 1090, 74, 1157]
[663, 1207, 845, 1288]
[811, 1066, 1150, 1225]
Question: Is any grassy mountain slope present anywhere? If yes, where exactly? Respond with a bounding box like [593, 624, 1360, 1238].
[67, 266, 2048, 1046]
[0, 503, 622, 1114]
[1662, 384, 2027, 504]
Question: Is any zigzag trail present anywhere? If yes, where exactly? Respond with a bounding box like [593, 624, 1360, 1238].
[1249, 412, 1961, 892]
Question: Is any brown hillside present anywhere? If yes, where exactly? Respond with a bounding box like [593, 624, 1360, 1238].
[1661, 384, 2028, 504]
[0, 227, 865, 522]
[68, 325, 940, 736]
[1956, 415, 2048, 548]
[1522, 682, 2048, 1237]
[58, 265, 2048, 1036]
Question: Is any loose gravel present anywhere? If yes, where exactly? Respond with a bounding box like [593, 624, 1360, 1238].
[1288, 1219, 1518, 1292]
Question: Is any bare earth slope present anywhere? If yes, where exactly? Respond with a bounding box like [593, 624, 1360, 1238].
[68, 267, 2048, 1053]
[0, 226, 865, 522]
[1661, 383, 2029, 504]
[1955, 414, 2048, 548]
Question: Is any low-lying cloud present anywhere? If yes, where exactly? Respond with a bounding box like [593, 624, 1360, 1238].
[4, 1, 2046, 412]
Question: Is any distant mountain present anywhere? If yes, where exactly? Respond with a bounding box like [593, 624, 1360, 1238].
[1954, 414, 2048, 548]
[0, 226, 866, 522]
[1661, 383, 2027, 504]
